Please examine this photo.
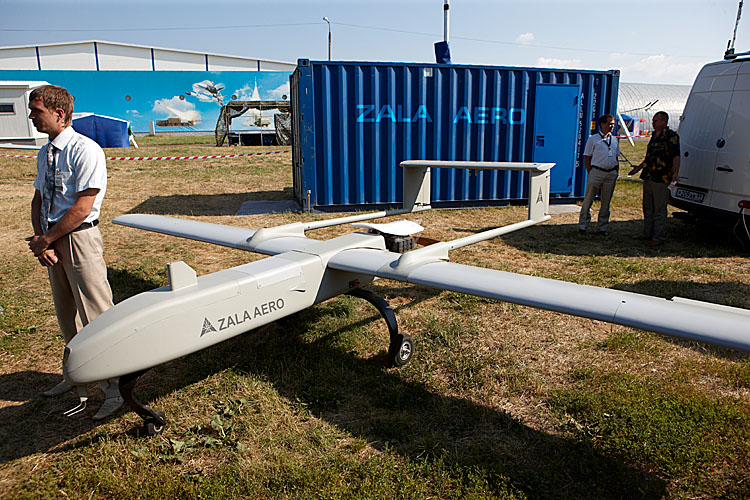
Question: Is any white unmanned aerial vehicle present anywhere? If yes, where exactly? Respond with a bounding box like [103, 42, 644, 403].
[62, 161, 750, 435]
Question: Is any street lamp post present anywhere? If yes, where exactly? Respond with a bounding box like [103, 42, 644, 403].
[323, 16, 331, 60]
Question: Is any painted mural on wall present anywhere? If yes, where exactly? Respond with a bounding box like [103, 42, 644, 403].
[0, 70, 291, 132]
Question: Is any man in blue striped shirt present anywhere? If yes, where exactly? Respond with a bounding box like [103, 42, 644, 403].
[578, 114, 621, 236]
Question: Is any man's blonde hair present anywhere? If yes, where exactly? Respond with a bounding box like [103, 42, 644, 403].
[29, 85, 75, 127]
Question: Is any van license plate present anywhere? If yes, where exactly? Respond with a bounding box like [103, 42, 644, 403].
[674, 188, 705, 203]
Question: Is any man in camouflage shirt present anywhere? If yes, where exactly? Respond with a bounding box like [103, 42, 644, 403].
[629, 111, 680, 246]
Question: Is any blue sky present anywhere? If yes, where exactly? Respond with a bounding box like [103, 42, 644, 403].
[1, 0, 746, 85]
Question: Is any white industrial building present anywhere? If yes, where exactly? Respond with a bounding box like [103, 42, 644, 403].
[617, 82, 692, 133]
[0, 40, 296, 72]
[0, 41, 296, 145]
[0, 81, 49, 146]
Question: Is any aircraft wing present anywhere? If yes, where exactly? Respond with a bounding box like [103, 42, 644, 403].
[327, 247, 750, 352]
[113, 214, 315, 256]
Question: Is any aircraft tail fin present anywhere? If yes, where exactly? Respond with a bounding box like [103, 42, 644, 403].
[400, 160, 553, 223]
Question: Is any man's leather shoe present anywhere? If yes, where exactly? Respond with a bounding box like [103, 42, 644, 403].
[43, 380, 73, 397]
[93, 396, 124, 421]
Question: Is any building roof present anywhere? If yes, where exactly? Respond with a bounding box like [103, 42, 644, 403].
[0, 40, 296, 72]
[0, 80, 49, 88]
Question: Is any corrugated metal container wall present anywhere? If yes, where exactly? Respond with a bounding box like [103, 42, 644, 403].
[292, 59, 619, 209]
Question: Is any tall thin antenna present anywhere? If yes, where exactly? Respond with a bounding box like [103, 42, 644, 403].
[434, 0, 452, 63]
[443, 0, 450, 43]
[725, 0, 744, 59]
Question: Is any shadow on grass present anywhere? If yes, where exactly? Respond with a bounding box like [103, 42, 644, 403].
[197, 302, 668, 498]
[0, 283, 437, 461]
[494, 216, 749, 258]
[126, 188, 295, 217]
[0, 370, 102, 462]
[1, 287, 668, 499]
[0, 267, 166, 463]
[108, 266, 164, 305]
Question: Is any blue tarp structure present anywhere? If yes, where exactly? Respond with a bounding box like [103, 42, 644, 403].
[72, 113, 129, 148]
[619, 113, 636, 134]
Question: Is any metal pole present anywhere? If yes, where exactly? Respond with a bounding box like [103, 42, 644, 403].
[323, 17, 331, 60]
[443, 0, 450, 42]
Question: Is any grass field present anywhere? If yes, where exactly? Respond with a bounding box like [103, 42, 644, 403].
[0, 137, 748, 499]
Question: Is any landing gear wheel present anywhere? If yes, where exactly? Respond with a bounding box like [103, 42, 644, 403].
[120, 370, 168, 437]
[388, 334, 414, 367]
[144, 410, 166, 436]
[348, 288, 414, 368]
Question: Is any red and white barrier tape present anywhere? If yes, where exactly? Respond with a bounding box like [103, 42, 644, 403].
[1, 150, 291, 161]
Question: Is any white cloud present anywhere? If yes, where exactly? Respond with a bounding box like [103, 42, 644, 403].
[516, 32, 535, 44]
[535, 57, 583, 69]
[267, 82, 290, 101]
[607, 52, 630, 62]
[233, 82, 257, 101]
[153, 97, 201, 123]
[618, 55, 703, 84]
[126, 109, 142, 117]
[232, 81, 289, 101]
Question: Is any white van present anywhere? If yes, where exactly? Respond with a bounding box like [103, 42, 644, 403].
[671, 55, 750, 222]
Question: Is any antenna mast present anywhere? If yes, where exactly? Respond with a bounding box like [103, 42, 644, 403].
[444, 0, 450, 43]
[434, 0, 452, 63]
[725, 0, 744, 59]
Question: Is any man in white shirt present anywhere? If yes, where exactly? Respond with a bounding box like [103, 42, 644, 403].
[578, 114, 621, 236]
[26, 85, 123, 421]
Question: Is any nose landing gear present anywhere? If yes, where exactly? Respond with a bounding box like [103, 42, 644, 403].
[119, 369, 167, 436]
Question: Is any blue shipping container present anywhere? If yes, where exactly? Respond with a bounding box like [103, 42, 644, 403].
[291, 59, 620, 210]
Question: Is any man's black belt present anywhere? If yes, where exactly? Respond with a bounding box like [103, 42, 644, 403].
[47, 219, 99, 232]
[591, 165, 618, 172]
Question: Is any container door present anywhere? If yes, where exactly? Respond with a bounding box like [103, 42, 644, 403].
[533, 84, 581, 194]
[677, 61, 739, 208]
[709, 61, 750, 212]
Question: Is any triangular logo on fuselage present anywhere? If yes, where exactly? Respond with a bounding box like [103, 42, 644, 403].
[201, 318, 217, 337]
